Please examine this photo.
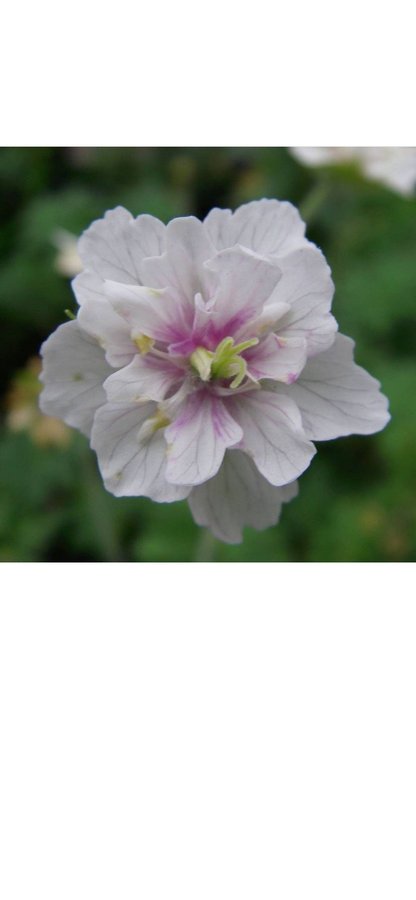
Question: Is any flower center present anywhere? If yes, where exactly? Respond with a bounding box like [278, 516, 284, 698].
[190, 336, 258, 389]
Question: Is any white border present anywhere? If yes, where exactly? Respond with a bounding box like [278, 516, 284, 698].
[1, 565, 415, 897]
[1, 1, 414, 145]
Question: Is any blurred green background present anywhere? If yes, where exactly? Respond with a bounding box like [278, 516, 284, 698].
[0, 147, 414, 562]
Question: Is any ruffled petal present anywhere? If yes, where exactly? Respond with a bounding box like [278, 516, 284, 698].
[285, 333, 391, 439]
[103, 354, 183, 403]
[228, 390, 316, 486]
[203, 208, 234, 250]
[73, 271, 135, 367]
[204, 199, 307, 255]
[251, 299, 291, 337]
[78, 207, 165, 284]
[188, 450, 298, 543]
[104, 281, 190, 345]
[206, 246, 282, 333]
[164, 390, 243, 485]
[91, 401, 190, 502]
[266, 245, 337, 356]
[141, 216, 217, 306]
[245, 333, 307, 384]
[39, 321, 112, 437]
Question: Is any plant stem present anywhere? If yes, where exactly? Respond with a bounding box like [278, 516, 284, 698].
[299, 180, 330, 225]
[194, 528, 217, 562]
[82, 448, 124, 562]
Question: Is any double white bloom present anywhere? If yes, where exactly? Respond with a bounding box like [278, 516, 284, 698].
[40, 200, 390, 543]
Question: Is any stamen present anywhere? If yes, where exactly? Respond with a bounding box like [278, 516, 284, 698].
[133, 333, 155, 355]
[190, 336, 259, 388]
[190, 347, 214, 381]
[233, 338, 259, 354]
[138, 407, 171, 441]
[228, 356, 247, 389]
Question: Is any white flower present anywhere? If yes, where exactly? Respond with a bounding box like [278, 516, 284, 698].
[291, 147, 416, 196]
[39, 201, 390, 543]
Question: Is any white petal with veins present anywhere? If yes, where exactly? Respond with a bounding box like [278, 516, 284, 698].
[204, 199, 307, 256]
[78, 207, 165, 284]
[206, 246, 282, 331]
[74, 271, 135, 367]
[188, 450, 298, 543]
[39, 321, 112, 437]
[103, 354, 183, 404]
[91, 401, 190, 502]
[245, 333, 307, 384]
[267, 245, 337, 356]
[229, 390, 316, 486]
[282, 333, 391, 439]
[165, 391, 243, 485]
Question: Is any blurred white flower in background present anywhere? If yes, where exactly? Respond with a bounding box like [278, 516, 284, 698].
[52, 229, 83, 277]
[291, 147, 416, 196]
[40, 201, 390, 543]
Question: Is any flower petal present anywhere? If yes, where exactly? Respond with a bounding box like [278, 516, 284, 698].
[188, 450, 298, 543]
[245, 333, 307, 384]
[203, 208, 234, 249]
[91, 401, 190, 501]
[164, 391, 243, 485]
[104, 281, 189, 345]
[207, 246, 282, 333]
[251, 299, 291, 337]
[266, 245, 337, 356]
[78, 207, 165, 284]
[141, 216, 217, 305]
[285, 333, 391, 439]
[73, 271, 135, 367]
[39, 321, 112, 436]
[204, 199, 308, 256]
[103, 354, 184, 403]
[228, 390, 316, 486]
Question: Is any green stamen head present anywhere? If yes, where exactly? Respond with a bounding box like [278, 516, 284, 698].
[190, 336, 258, 389]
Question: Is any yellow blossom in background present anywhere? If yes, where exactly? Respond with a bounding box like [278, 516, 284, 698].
[6, 358, 71, 447]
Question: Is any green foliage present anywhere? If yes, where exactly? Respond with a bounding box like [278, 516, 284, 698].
[0, 147, 414, 561]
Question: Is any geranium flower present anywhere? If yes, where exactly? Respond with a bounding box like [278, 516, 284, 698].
[291, 147, 416, 196]
[39, 201, 390, 543]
